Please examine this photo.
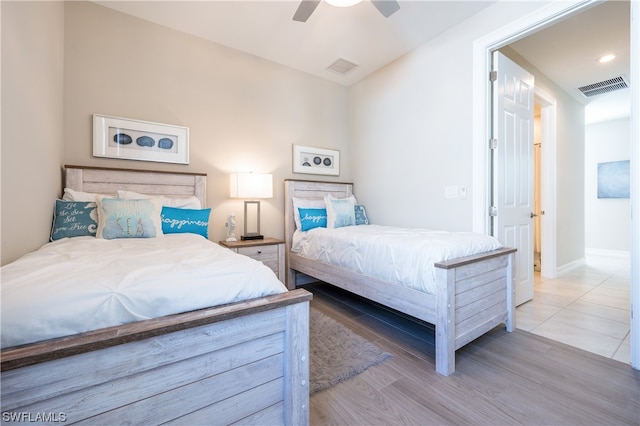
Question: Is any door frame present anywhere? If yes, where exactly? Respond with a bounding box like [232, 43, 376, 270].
[471, 0, 639, 370]
[535, 87, 558, 279]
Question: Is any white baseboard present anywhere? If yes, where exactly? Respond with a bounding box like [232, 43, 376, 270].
[556, 258, 586, 277]
[585, 248, 631, 260]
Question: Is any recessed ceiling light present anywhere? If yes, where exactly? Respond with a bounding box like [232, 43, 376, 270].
[598, 54, 616, 63]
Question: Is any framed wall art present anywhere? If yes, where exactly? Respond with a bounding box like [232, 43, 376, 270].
[292, 145, 340, 176]
[597, 160, 630, 199]
[93, 114, 189, 164]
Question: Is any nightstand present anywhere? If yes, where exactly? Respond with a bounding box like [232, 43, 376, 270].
[219, 237, 285, 284]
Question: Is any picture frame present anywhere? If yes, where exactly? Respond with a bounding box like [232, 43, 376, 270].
[597, 160, 630, 199]
[93, 114, 189, 164]
[292, 145, 340, 176]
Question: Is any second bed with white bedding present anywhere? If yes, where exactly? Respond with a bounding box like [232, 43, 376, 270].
[292, 224, 503, 294]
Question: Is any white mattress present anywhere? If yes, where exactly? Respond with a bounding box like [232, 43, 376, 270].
[291, 224, 503, 294]
[1, 234, 287, 349]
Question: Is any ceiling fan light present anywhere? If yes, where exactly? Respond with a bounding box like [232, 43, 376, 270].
[598, 54, 616, 63]
[324, 0, 363, 7]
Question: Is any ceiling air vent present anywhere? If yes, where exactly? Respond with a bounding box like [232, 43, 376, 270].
[578, 75, 629, 98]
[327, 58, 358, 76]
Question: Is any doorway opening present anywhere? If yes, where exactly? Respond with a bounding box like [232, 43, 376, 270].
[471, 1, 639, 369]
[535, 88, 557, 279]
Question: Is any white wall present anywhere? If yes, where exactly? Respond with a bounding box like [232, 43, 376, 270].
[585, 117, 631, 253]
[1, 1, 65, 265]
[348, 1, 546, 231]
[348, 0, 586, 270]
[1, 0, 594, 269]
[1, 1, 351, 264]
[62, 2, 350, 246]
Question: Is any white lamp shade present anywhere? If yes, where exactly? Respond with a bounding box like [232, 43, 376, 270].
[230, 173, 273, 199]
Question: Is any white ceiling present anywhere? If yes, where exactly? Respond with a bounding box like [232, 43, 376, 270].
[508, 0, 630, 123]
[95, 0, 631, 122]
[94, 0, 495, 86]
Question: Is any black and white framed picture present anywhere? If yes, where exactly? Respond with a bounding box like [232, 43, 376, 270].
[292, 145, 340, 176]
[93, 114, 189, 164]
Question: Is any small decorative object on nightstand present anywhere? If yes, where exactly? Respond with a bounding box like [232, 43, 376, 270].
[219, 237, 285, 284]
[225, 213, 237, 242]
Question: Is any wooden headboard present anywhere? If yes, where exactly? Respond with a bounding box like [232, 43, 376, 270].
[283, 179, 353, 282]
[64, 165, 207, 207]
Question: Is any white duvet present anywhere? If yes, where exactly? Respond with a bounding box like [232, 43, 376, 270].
[292, 224, 502, 294]
[1, 234, 287, 349]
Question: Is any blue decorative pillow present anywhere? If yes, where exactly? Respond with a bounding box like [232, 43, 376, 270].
[355, 205, 369, 225]
[298, 208, 327, 231]
[97, 198, 163, 239]
[50, 200, 98, 241]
[161, 206, 211, 238]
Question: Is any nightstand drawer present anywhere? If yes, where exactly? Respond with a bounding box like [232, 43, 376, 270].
[237, 245, 278, 261]
[218, 238, 285, 284]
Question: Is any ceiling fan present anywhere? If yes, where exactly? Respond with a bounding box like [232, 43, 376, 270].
[293, 0, 400, 23]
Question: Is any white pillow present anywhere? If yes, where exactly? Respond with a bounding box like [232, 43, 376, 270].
[96, 197, 164, 239]
[117, 190, 201, 209]
[62, 188, 114, 202]
[324, 194, 357, 229]
[292, 197, 326, 230]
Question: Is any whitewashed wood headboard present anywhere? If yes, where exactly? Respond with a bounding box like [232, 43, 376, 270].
[64, 165, 207, 207]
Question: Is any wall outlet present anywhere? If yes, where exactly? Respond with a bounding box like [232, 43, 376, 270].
[445, 186, 458, 199]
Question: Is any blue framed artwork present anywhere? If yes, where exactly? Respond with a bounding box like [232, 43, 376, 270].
[93, 114, 189, 164]
[597, 160, 630, 199]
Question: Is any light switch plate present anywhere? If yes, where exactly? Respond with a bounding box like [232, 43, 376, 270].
[459, 186, 467, 199]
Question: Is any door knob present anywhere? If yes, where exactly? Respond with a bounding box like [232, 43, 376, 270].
[530, 212, 538, 218]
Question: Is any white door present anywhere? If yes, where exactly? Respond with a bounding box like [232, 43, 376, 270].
[492, 51, 535, 306]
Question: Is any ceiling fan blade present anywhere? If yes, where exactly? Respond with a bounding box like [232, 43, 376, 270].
[371, 0, 400, 18]
[293, 0, 321, 22]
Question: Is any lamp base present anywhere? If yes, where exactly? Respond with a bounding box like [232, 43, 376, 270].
[241, 234, 264, 241]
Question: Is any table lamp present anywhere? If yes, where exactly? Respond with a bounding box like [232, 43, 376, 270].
[230, 172, 273, 240]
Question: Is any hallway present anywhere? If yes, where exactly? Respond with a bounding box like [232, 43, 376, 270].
[516, 256, 631, 364]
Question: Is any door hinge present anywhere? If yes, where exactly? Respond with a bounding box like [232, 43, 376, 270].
[489, 206, 498, 217]
[489, 138, 498, 149]
[490, 70, 498, 82]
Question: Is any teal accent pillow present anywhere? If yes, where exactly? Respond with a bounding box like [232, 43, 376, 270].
[298, 208, 327, 231]
[97, 198, 163, 239]
[161, 206, 211, 238]
[50, 200, 98, 241]
[355, 205, 369, 225]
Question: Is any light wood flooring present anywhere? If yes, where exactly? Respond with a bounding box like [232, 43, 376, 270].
[307, 282, 640, 426]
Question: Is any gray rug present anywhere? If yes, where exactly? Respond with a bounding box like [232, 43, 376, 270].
[309, 308, 392, 395]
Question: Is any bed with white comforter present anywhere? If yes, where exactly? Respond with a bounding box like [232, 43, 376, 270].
[285, 179, 516, 376]
[292, 225, 503, 294]
[1, 166, 310, 425]
[1, 233, 286, 349]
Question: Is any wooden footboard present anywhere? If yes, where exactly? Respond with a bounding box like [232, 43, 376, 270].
[1, 290, 312, 425]
[434, 247, 516, 375]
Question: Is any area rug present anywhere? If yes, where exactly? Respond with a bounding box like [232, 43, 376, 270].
[309, 308, 392, 395]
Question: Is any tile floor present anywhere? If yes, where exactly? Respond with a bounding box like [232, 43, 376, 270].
[516, 256, 631, 364]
